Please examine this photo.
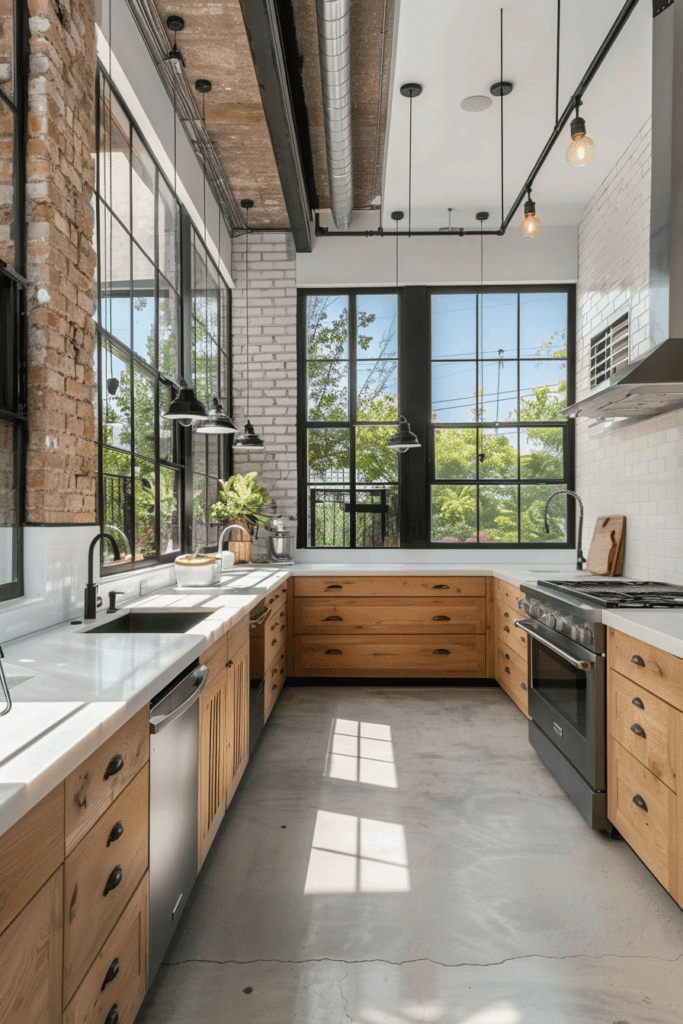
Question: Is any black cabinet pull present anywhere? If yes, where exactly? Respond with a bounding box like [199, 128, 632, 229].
[632, 793, 648, 812]
[106, 821, 124, 846]
[325, 584, 343, 590]
[227, 660, 233, 669]
[631, 696, 644, 709]
[101, 958, 119, 991]
[432, 584, 449, 590]
[324, 615, 343, 621]
[432, 615, 450, 621]
[504, 667, 511, 675]
[104, 754, 124, 780]
[630, 723, 647, 738]
[325, 649, 343, 655]
[104, 1006, 119, 1024]
[433, 649, 450, 655]
[630, 655, 645, 667]
[503, 625, 510, 633]
[521, 682, 528, 691]
[103, 866, 123, 896]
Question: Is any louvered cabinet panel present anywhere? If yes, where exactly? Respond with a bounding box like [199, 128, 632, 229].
[198, 670, 228, 869]
[227, 642, 250, 808]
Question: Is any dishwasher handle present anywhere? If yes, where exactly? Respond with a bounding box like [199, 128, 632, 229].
[149, 665, 209, 734]
[249, 607, 272, 629]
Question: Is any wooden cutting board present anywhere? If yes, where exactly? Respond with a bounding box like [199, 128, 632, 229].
[587, 515, 626, 576]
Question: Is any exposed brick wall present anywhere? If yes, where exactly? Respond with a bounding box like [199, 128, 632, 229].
[575, 118, 683, 581]
[231, 231, 298, 553]
[25, 0, 97, 523]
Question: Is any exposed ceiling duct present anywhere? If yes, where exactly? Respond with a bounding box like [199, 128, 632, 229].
[316, 0, 353, 230]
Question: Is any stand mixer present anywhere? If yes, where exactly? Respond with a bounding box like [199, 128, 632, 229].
[265, 515, 295, 562]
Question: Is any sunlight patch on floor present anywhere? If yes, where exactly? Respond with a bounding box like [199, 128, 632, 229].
[326, 718, 398, 788]
[304, 809, 410, 894]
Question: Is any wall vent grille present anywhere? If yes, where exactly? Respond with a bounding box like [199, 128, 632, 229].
[590, 312, 629, 388]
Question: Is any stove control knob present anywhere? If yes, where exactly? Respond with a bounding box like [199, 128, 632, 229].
[580, 626, 593, 645]
[540, 611, 556, 629]
[518, 598, 531, 615]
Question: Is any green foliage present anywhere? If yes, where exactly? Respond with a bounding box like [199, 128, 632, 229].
[209, 472, 271, 526]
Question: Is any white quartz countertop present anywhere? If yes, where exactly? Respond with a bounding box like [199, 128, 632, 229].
[602, 609, 683, 661]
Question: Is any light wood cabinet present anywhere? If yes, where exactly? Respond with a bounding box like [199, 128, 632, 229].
[294, 575, 485, 599]
[199, 660, 229, 869]
[295, 633, 486, 678]
[227, 640, 250, 807]
[493, 584, 529, 717]
[0, 867, 63, 1024]
[265, 645, 287, 721]
[294, 596, 486, 635]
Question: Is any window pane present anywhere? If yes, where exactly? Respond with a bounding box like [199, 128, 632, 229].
[99, 84, 130, 227]
[158, 176, 178, 289]
[480, 293, 517, 358]
[205, 257, 219, 342]
[356, 294, 398, 358]
[480, 428, 518, 479]
[306, 294, 349, 359]
[135, 461, 157, 561]
[434, 427, 477, 480]
[308, 427, 350, 483]
[101, 448, 133, 564]
[132, 243, 155, 364]
[479, 484, 519, 542]
[355, 425, 398, 483]
[193, 475, 207, 551]
[480, 359, 518, 422]
[158, 276, 179, 378]
[308, 487, 350, 547]
[357, 360, 397, 420]
[356, 486, 399, 548]
[0, 2, 14, 102]
[160, 466, 181, 554]
[308, 360, 348, 421]
[193, 432, 207, 475]
[520, 292, 567, 358]
[158, 382, 174, 463]
[431, 293, 476, 359]
[0, 101, 15, 268]
[521, 484, 566, 542]
[134, 364, 155, 460]
[431, 484, 477, 543]
[99, 208, 131, 346]
[519, 359, 567, 420]
[520, 426, 564, 479]
[101, 342, 130, 450]
[206, 434, 219, 480]
[431, 361, 477, 423]
[131, 129, 155, 260]
[194, 318, 218, 408]
[0, 419, 17, 585]
[192, 236, 207, 326]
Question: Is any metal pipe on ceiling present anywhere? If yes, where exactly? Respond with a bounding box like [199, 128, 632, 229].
[316, 0, 354, 230]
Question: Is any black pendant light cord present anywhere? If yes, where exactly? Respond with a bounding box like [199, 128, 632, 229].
[202, 90, 207, 398]
[408, 94, 412, 237]
[555, 0, 561, 126]
[245, 204, 250, 423]
[500, 7, 504, 228]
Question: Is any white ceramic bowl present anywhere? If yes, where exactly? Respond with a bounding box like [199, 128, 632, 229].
[174, 557, 221, 587]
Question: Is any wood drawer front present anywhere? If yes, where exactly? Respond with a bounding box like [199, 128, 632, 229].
[63, 764, 149, 1005]
[0, 867, 62, 1024]
[65, 706, 149, 855]
[608, 670, 678, 792]
[496, 600, 519, 635]
[265, 584, 288, 615]
[227, 615, 249, 657]
[293, 634, 486, 678]
[0, 782, 64, 938]
[496, 641, 529, 716]
[294, 597, 486, 635]
[63, 874, 148, 1024]
[203, 632, 228, 678]
[294, 575, 486, 599]
[608, 738, 677, 897]
[608, 628, 683, 712]
[496, 578, 524, 609]
[265, 645, 287, 720]
[496, 616, 528, 661]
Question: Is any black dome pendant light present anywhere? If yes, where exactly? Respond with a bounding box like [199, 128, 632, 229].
[386, 210, 420, 453]
[234, 199, 265, 449]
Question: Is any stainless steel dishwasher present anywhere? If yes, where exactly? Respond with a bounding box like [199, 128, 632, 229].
[149, 660, 208, 984]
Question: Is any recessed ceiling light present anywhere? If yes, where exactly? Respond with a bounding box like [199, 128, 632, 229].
[460, 95, 493, 113]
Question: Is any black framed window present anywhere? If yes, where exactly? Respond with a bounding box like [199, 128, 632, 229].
[0, 0, 28, 602]
[298, 285, 575, 550]
[95, 69, 232, 573]
[299, 291, 400, 548]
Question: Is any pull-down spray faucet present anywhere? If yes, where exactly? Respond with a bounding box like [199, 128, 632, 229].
[545, 489, 586, 571]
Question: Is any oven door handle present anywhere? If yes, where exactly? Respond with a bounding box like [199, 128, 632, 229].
[513, 620, 593, 672]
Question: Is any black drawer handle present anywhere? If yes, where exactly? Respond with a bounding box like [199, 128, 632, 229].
[103, 754, 124, 780]
[101, 957, 119, 991]
[503, 611, 510, 619]
[227, 659, 233, 668]
[504, 667, 511, 675]
[105, 1006, 119, 1024]
[630, 723, 647, 738]
[432, 584, 449, 590]
[324, 615, 343, 621]
[630, 655, 645, 667]
[432, 615, 450, 621]
[504, 652, 510, 660]
[503, 625, 510, 633]
[521, 682, 527, 691]
[103, 866, 123, 896]
[433, 649, 450, 655]
[632, 793, 648, 812]
[106, 821, 124, 846]
[325, 584, 343, 590]
[631, 696, 644, 709]
[325, 649, 343, 655]
[272, 683, 278, 691]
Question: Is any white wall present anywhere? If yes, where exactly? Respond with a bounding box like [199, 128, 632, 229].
[575, 118, 683, 582]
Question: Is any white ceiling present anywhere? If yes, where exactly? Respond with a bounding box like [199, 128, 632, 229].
[381, 0, 652, 231]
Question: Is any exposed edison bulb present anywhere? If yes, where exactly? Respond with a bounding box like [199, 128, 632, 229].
[566, 116, 596, 167]
[519, 196, 542, 238]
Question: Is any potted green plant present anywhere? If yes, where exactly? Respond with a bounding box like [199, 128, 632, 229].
[210, 473, 271, 562]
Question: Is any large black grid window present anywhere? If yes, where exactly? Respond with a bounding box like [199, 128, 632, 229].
[301, 291, 400, 548]
[0, 0, 28, 601]
[95, 69, 231, 573]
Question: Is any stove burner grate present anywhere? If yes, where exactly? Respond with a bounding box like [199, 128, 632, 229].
[537, 579, 683, 607]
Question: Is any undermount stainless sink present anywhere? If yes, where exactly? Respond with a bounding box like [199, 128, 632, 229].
[85, 611, 213, 634]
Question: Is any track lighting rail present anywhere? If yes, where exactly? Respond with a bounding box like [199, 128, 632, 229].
[314, 0, 642, 240]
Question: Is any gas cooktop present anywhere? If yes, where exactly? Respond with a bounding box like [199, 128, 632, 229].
[536, 579, 683, 608]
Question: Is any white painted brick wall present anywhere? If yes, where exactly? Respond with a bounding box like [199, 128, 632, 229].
[575, 117, 683, 581]
[231, 232, 298, 556]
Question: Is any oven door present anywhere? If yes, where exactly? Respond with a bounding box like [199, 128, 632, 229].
[515, 618, 605, 791]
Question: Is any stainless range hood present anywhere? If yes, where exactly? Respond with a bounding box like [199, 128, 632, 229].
[564, 0, 683, 422]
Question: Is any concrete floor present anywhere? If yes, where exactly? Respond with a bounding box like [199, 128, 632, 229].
[138, 686, 683, 1024]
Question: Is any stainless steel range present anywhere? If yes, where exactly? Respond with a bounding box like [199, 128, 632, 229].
[516, 579, 683, 831]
